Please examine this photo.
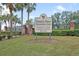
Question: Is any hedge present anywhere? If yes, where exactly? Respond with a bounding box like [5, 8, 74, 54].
[33, 29, 79, 36]
[0, 31, 21, 36]
[0, 31, 21, 41]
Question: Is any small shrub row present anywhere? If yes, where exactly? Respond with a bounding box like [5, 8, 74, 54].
[33, 29, 79, 36]
[0, 31, 21, 41]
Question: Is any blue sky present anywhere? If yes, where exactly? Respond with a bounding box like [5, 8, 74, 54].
[14, 3, 79, 24]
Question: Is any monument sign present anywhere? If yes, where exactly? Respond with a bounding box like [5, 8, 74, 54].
[34, 14, 52, 40]
[35, 14, 52, 33]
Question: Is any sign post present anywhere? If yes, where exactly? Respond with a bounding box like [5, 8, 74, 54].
[34, 14, 52, 40]
[49, 33, 52, 40]
[35, 33, 37, 40]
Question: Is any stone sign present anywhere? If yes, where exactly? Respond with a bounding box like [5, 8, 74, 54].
[35, 14, 52, 33]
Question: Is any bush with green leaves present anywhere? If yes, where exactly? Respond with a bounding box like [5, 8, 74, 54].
[33, 29, 79, 36]
[0, 31, 21, 40]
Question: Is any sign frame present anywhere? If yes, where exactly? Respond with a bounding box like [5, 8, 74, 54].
[34, 14, 52, 40]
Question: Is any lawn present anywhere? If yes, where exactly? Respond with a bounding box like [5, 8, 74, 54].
[0, 35, 79, 56]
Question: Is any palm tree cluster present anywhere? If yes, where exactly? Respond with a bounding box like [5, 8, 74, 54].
[0, 3, 36, 31]
[15, 3, 36, 25]
[0, 14, 20, 31]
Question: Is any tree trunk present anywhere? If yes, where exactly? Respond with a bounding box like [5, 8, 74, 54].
[21, 8, 23, 26]
[0, 22, 1, 31]
[27, 4, 32, 35]
[28, 4, 30, 23]
[28, 12, 30, 24]
[15, 22, 16, 32]
[9, 9, 13, 31]
[21, 8, 24, 34]
[27, 3, 29, 24]
[27, 4, 30, 35]
[4, 20, 7, 31]
[10, 21, 12, 29]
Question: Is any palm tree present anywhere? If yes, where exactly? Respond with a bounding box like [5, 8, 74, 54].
[26, 18, 33, 25]
[0, 5, 4, 30]
[0, 16, 3, 30]
[0, 15, 9, 31]
[15, 3, 27, 26]
[2, 15, 7, 25]
[0, 5, 2, 16]
[15, 3, 36, 35]
[0, 14, 20, 31]
[2, 3, 15, 15]
[2, 3, 16, 30]
[26, 3, 36, 24]
[25, 3, 36, 35]
[10, 15, 21, 31]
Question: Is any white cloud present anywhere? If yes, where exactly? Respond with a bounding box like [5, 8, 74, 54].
[52, 5, 66, 14]
[56, 5, 66, 11]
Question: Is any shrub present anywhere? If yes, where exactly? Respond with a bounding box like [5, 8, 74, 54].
[0, 36, 3, 41]
[74, 29, 79, 36]
[33, 29, 79, 36]
[0, 31, 21, 40]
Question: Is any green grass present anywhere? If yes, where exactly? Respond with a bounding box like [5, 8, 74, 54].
[0, 35, 79, 56]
